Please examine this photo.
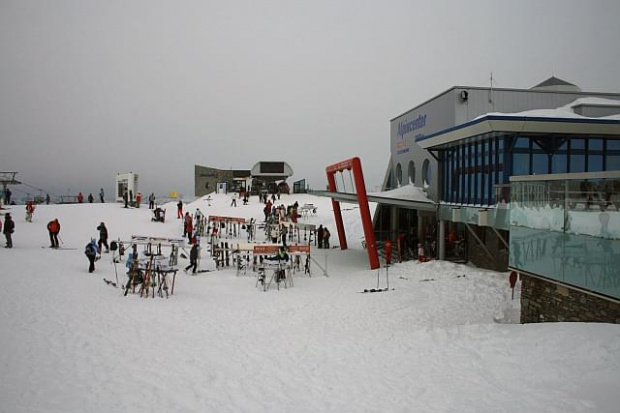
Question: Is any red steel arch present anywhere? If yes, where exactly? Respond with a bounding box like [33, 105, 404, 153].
[326, 157, 379, 270]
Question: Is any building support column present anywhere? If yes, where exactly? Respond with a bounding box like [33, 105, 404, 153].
[417, 211, 424, 242]
[465, 223, 494, 260]
[438, 219, 446, 260]
[390, 206, 399, 241]
[491, 227, 509, 249]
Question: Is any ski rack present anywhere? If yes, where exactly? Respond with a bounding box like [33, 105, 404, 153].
[124, 256, 179, 299]
[126, 235, 186, 269]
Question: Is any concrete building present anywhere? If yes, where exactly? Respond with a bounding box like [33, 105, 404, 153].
[116, 172, 139, 202]
[194, 161, 293, 197]
[194, 165, 251, 197]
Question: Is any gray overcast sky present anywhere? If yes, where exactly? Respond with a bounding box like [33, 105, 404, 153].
[1, 0, 619, 200]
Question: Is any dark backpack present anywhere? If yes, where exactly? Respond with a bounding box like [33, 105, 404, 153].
[85, 243, 96, 257]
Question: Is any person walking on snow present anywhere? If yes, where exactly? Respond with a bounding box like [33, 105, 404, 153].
[85, 238, 99, 273]
[3, 213, 15, 248]
[184, 243, 199, 274]
[47, 218, 61, 248]
[97, 222, 109, 253]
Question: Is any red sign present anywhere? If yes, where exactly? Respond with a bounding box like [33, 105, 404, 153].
[509, 271, 518, 289]
[288, 245, 310, 254]
[253, 245, 279, 255]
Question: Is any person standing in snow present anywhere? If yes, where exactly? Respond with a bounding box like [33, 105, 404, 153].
[417, 243, 425, 263]
[97, 222, 109, 253]
[5, 187, 12, 204]
[47, 218, 61, 248]
[99, 188, 105, 203]
[88, 193, 94, 203]
[177, 200, 183, 219]
[323, 227, 331, 249]
[46, 193, 51, 205]
[25, 201, 35, 222]
[317, 225, 324, 249]
[148, 193, 155, 209]
[186, 215, 194, 243]
[123, 190, 129, 208]
[85, 239, 99, 273]
[280, 223, 288, 247]
[77, 192, 84, 203]
[184, 243, 199, 274]
[3, 213, 15, 248]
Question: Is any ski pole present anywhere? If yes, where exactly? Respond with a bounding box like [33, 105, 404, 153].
[112, 255, 119, 285]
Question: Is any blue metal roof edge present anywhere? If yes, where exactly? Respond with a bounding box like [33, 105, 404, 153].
[416, 115, 620, 143]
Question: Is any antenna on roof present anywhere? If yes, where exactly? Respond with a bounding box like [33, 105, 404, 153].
[488, 72, 496, 110]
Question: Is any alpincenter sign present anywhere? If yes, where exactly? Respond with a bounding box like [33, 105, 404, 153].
[397, 114, 427, 139]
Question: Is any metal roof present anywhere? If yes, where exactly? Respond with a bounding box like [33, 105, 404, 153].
[416, 115, 620, 150]
[312, 190, 436, 212]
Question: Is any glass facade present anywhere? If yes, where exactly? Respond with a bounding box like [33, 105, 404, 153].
[510, 176, 620, 299]
[440, 136, 620, 206]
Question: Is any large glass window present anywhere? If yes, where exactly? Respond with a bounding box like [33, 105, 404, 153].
[422, 159, 432, 186]
[571, 139, 585, 150]
[552, 153, 568, 173]
[514, 137, 529, 149]
[396, 163, 403, 186]
[607, 155, 620, 170]
[408, 161, 415, 184]
[608, 140, 620, 150]
[588, 154, 604, 172]
[589, 139, 603, 151]
[513, 153, 530, 176]
[533, 153, 549, 175]
[570, 154, 586, 173]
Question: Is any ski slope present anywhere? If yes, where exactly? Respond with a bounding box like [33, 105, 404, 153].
[1, 193, 619, 413]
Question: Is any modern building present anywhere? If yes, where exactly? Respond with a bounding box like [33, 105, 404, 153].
[250, 161, 294, 195]
[380, 76, 620, 322]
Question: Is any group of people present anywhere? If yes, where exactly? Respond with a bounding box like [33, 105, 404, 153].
[263, 201, 299, 224]
[83, 222, 110, 273]
[76, 189, 106, 204]
[316, 225, 331, 249]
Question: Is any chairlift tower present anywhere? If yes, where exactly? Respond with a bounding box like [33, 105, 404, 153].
[0, 172, 20, 206]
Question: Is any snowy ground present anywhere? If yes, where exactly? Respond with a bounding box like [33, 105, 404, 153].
[1, 193, 619, 413]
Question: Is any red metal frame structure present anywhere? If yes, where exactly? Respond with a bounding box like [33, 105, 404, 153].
[325, 157, 380, 270]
